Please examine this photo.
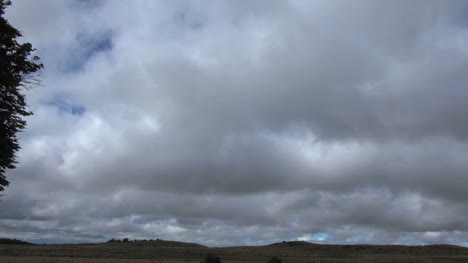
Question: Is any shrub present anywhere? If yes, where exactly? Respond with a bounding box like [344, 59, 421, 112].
[201, 254, 222, 263]
[267, 256, 283, 263]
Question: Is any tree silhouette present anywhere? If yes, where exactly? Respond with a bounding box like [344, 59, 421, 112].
[0, 0, 43, 191]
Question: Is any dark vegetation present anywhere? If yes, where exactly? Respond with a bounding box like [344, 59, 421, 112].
[107, 238, 206, 248]
[0, 238, 32, 245]
[1, 239, 468, 262]
[0, 0, 43, 191]
[201, 254, 222, 263]
[267, 256, 283, 263]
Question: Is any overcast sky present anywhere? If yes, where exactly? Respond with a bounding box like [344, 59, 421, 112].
[2, 0, 468, 247]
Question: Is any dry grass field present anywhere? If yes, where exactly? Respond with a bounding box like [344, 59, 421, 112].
[1, 240, 468, 263]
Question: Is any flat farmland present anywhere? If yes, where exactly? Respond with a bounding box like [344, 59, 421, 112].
[1, 240, 468, 263]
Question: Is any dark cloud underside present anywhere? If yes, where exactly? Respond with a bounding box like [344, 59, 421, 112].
[2, 0, 468, 246]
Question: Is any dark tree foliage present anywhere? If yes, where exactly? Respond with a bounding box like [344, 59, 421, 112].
[0, 0, 43, 191]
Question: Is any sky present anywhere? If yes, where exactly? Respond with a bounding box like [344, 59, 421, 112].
[2, 0, 468, 247]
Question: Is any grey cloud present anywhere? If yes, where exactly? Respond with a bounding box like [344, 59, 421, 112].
[2, 0, 468, 247]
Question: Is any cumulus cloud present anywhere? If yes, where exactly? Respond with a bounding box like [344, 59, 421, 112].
[2, 0, 468, 246]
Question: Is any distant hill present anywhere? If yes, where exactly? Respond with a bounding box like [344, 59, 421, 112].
[268, 241, 319, 247]
[146, 239, 207, 248]
[0, 238, 33, 245]
[267, 240, 468, 255]
[106, 238, 206, 248]
[1, 238, 468, 262]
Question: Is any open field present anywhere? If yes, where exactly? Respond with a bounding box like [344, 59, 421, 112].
[1, 240, 468, 263]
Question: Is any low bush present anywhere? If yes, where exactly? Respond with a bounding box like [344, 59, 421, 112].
[267, 256, 283, 263]
[201, 254, 222, 263]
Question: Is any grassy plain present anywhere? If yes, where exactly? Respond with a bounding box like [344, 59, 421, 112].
[1, 240, 468, 263]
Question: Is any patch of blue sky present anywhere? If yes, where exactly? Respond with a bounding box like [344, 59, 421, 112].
[345, 235, 364, 243]
[47, 98, 86, 117]
[297, 232, 330, 242]
[63, 30, 113, 72]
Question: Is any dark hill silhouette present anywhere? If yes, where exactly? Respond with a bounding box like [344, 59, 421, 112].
[0, 238, 33, 245]
[143, 239, 206, 248]
[106, 238, 206, 248]
[268, 241, 319, 247]
[1, 238, 468, 262]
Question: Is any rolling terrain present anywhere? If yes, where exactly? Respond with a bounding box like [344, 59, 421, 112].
[1, 239, 468, 263]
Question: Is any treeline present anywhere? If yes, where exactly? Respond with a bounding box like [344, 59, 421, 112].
[107, 238, 162, 243]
